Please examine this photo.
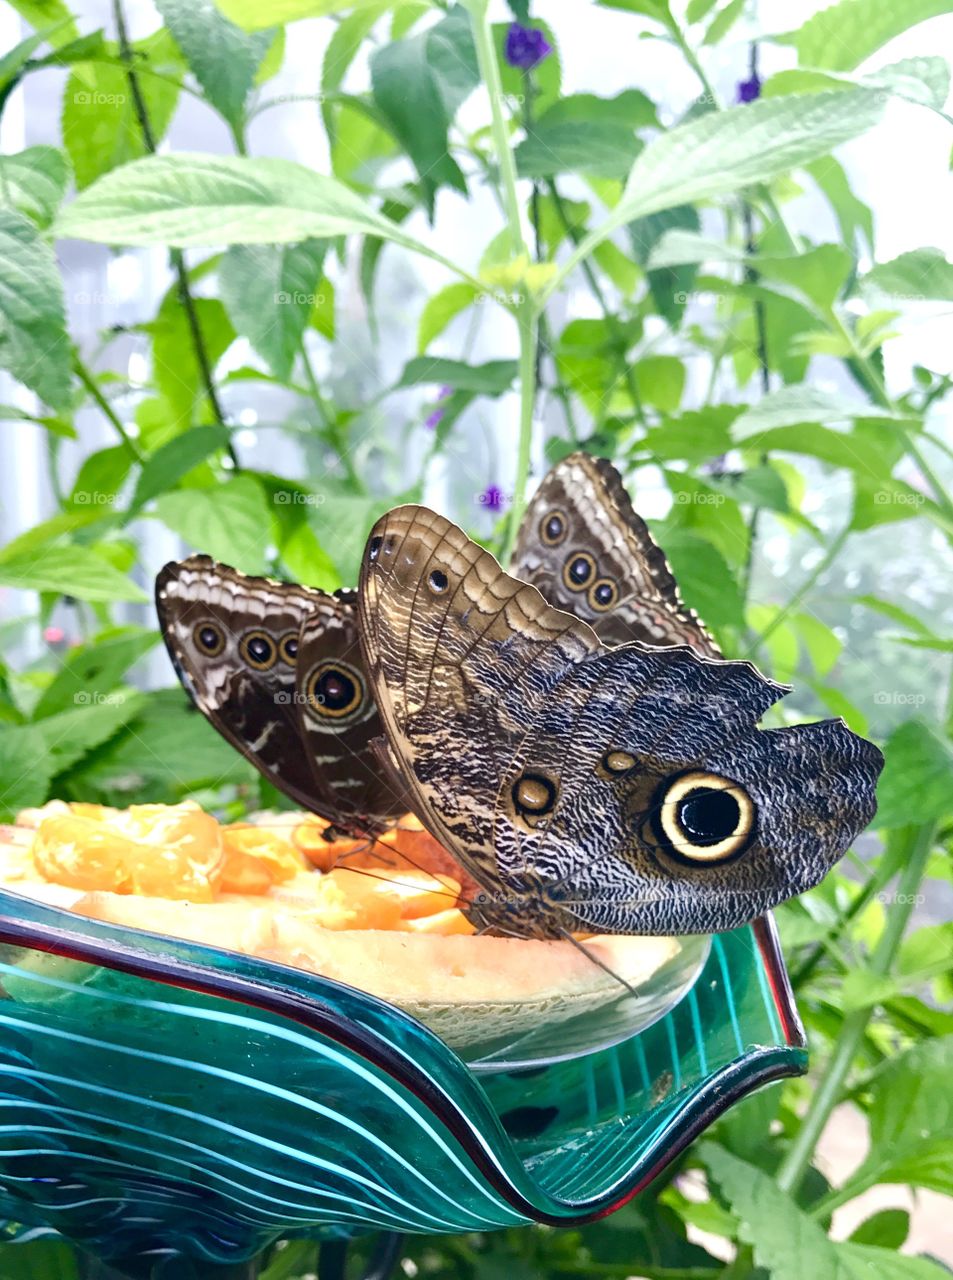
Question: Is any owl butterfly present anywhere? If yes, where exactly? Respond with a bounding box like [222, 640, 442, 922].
[512, 452, 720, 656]
[358, 506, 883, 939]
[155, 556, 409, 833]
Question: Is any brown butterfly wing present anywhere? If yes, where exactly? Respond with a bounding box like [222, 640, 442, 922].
[156, 556, 407, 831]
[511, 452, 720, 657]
[359, 507, 882, 939]
[294, 590, 409, 828]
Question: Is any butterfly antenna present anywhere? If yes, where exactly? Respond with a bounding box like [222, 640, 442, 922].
[557, 928, 642, 1000]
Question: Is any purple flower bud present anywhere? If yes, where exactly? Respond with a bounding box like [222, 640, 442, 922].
[736, 73, 761, 104]
[478, 484, 507, 512]
[504, 22, 552, 71]
[424, 384, 453, 430]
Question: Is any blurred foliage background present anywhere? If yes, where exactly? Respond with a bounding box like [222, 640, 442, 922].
[0, 0, 952, 1275]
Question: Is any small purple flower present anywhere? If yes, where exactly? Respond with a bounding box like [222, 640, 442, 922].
[736, 72, 761, 103]
[504, 22, 552, 71]
[424, 384, 453, 430]
[478, 484, 507, 512]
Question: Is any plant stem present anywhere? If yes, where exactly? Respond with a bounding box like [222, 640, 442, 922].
[776, 820, 937, 1196]
[747, 523, 850, 657]
[73, 354, 144, 463]
[547, 180, 649, 432]
[467, 0, 536, 562]
[111, 0, 240, 471]
[299, 343, 366, 493]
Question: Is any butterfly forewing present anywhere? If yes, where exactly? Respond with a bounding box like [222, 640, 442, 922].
[156, 556, 408, 831]
[512, 452, 720, 657]
[359, 507, 883, 939]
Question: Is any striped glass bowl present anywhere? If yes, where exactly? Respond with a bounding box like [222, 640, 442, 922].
[0, 889, 805, 1271]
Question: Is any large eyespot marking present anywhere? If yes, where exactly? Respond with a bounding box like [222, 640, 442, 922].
[562, 551, 596, 592]
[278, 633, 298, 666]
[512, 772, 557, 818]
[603, 750, 636, 775]
[368, 535, 382, 562]
[193, 621, 225, 657]
[540, 510, 568, 546]
[305, 660, 366, 723]
[240, 630, 277, 671]
[589, 578, 618, 612]
[428, 568, 449, 594]
[651, 771, 755, 864]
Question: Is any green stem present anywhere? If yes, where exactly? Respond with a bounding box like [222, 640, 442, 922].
[468, 1, 525, 258]
[776, 821, 937, 1196]
[669, 19, 718, 106]
[467, 0, 536, 562]
[747, 523, 850, 657]
[547, 180, 648, 432]
[502, 299, 539, 564]
[112, 0, 240, 471]
[299, 343, 366, 494]
[73, 355, 144, 464]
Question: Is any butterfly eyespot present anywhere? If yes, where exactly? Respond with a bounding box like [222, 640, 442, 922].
[193, 622, 225, 657]
[512, 772, 557, 817]
[368, 535, 382, 562]
[240, 630, 277, 671]
[562, 551, 597, 592]
[602, 750, 636, 775]
[428, 569, 449, 594]
[589, 578, 618, 611]
[651, 770, 755, 865]
[304, 660, 366, 723]
[539, 510, 568, 546]
[278, 633, 299, 666]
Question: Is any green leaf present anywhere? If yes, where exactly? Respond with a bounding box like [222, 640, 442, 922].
[757, 243, 853, 314]
[0, 725, 54, 816]
[61, 30, 182, 189]
[793, 0, 953, 72]
[397, 356, 518, 394]
[793, 613, 842, 675]
[155, 474, 272, 573]
[875, 720, 953, 828]
[0, 146, 70, 227]
[865, 55, 951, 110]
[733, 385, 907, 438]
[417, 281, 479, 354]
[310, 277, 335, 340]
[855, 1035, 953, 1196]
[702, 0, 746, 43]
[37, 690, 146, 777]
[321, 4, 387, 143]
[848, 1209, 909, 1249]
[219, 240, 326, 379]
[32, 628, 159, 719]
[68, 443, 133, 510]
[0, 208, 71, 409]
[214, 0, 359, 25]
[641, 405, 739, 464]
[148, 292, 235, 425]
[312, 494, 396, 585]
[516, 120, 642, 180]
[635, 354, 684, 412]
[542, 89, 658, 131]
[278, 521, 342, 591]
[55, 153, 447, 265]
[370, 7, 477, 201]
[0, 544, 147, 603]
[653, 529, 744, 628]
[154, 0, 273, 130]
[855, 593, 934, 636]
[5, 1, 78, 46]
[67, 688, 255, 802]
[865, 247, 953, 301]
[703, 1144, 950, 1280]
[549, 89, 885, 296]
[260, 1241, 321, 1280]
[805, 156, 874, 252]
[129, 425, 232, 514]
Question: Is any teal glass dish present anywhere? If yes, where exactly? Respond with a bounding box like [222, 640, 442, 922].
[0, 888, 806, 1271]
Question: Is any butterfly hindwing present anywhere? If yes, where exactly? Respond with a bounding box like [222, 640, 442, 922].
[512, 452, 720, 656]
[156, 556, 407, 831]
[359, 507, 883, 938]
